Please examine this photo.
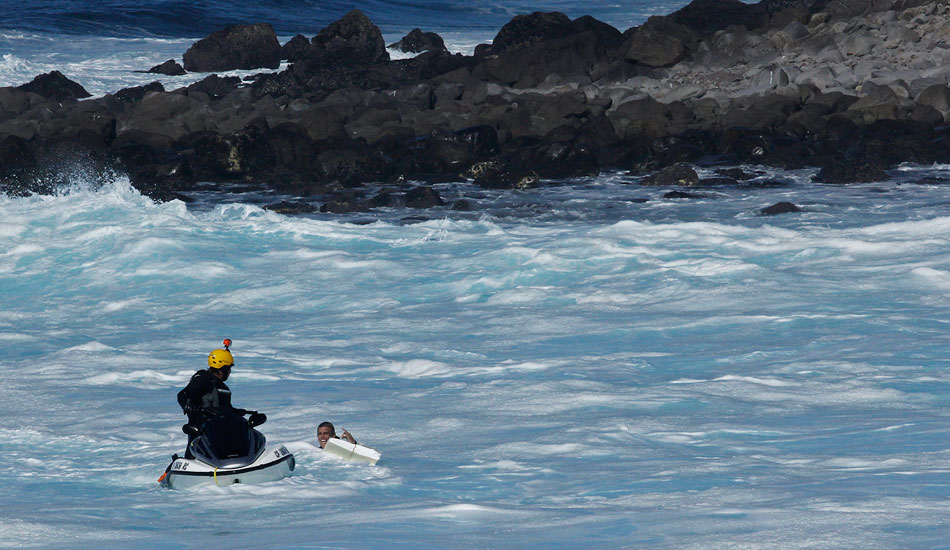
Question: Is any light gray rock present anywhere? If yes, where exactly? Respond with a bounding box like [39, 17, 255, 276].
[655, 84, 705, 103]
[882, 22, 920, 46]
[868, 10, 897, 26]
[770, 21, 809, 49]
[839, 32, 884, 56]
[885, 79, 911, 99]
[795, 66, 839, 89]
[796, 29, 839, 57]
[910, 77, 948, 97]
[815, 45, 846, 63]
[917, 84, 950, 115]
[469, 82, 509, 104]
[751, 67, 790, 90]
[851, 59, 878, 82]
[607, 88, 650, 112]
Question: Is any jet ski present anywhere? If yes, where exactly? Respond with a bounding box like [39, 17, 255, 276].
[159, 409, 294, 489]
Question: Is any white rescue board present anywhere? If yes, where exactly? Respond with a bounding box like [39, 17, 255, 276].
[323, 437, 381, 465]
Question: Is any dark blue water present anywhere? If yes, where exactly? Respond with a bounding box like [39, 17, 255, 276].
[1, 0, 689, 38]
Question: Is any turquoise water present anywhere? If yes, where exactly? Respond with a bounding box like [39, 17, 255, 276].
[2, 167, 950, 548]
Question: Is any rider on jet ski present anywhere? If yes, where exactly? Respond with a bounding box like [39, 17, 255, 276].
[177, 340, 264, 457]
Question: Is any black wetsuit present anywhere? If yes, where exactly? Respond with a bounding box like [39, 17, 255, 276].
[177, 369, 235, 456]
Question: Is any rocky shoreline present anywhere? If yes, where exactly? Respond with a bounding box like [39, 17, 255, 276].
[1, 0, 949, 213]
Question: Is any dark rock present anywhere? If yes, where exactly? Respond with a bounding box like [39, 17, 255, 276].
[394, 82, 434, 110]
[146, 60, 186, 76]
[320, 190, 371, 213]
[16, 71, 91, 101]
[183, 23, 280, 72]
[721, 128, 771, 162]
[570, 16, 624, 49]
[640, 163, 700, 186]
[261, 122, 322, 177]
[0, 87, 44, 117]
[663, 190, 706, 198]
[391, 50, 476, 84]
[451, 199, 475, 211]
[474, 162, 540, 189]
[298, 105, 347, 141]
[388, 28, 447, 53]
[451, 125, 499, 156]
[670, 0, 767, 35]
[760, 201, 802, 215]
[474, 27, 620, 87]
[113, 81, 165, 103]
[315, 147, 393, 186]
[405, 186, 444, 208]
[368, 188, 406, 208]
[183, 74, 241, 100]
[814, 158, 888, 183]
[723, 92, 799, 130]
[320, 200, 368, 214]
[911, 177, 950, 185]
[917, 84, 950, 115]
[488, 12, 573, 55]
[180, 126, 275, 180]
[622, 16, 699, 68]
[609, 96, 676, 142]
[652, 131, 716, 165]
[759, 0, 820, 14]
[909, 104, 944, 125]
[265, 200, 317, 214]
[55, 101, 118, 146]
[0, 135, 35, 184]
[309, 9, 389, 67]
[409, 138, 474, 176]
[535, 141, 601, 179]
[281, 35, 310, 62]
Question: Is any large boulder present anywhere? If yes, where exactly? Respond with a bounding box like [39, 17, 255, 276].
[487, 12, 573, 55]
[388, 28, 447, 53]
[0, 87, 46, 116]
[472, 26, 620, 87]
[623, 16, 699, 68]
[16, 71, 91, 101]
[146, 59, 186, 76]
[405, 186, 444, 208]
[814, 157, 888, 183]
[640, 163, 700, 186]
[0, 135, 35, 173]
[309, 10, 389, 67]
[917, 84, 950, 117]
[669, 0, 767, 35]
[183, 74, 241, 100]
[183, 23, 281, 72]
[280, 34, 310, 62]
[113, 81, 165, 103]
[760, 201, 802, 215]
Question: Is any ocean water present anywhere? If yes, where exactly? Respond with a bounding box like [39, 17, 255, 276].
[2, 1, 950, 548]
[3, 166, 950, 548]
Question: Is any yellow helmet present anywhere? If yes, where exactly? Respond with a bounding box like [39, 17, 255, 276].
[208, 348, 234, 369]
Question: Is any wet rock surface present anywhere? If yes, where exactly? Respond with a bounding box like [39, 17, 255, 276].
[3, 1, 950, 211]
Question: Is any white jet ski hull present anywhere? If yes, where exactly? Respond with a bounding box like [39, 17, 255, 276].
[162, 445, 294, 489]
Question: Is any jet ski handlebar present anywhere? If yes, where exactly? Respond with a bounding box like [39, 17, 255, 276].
[183, 408, 267, 434]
